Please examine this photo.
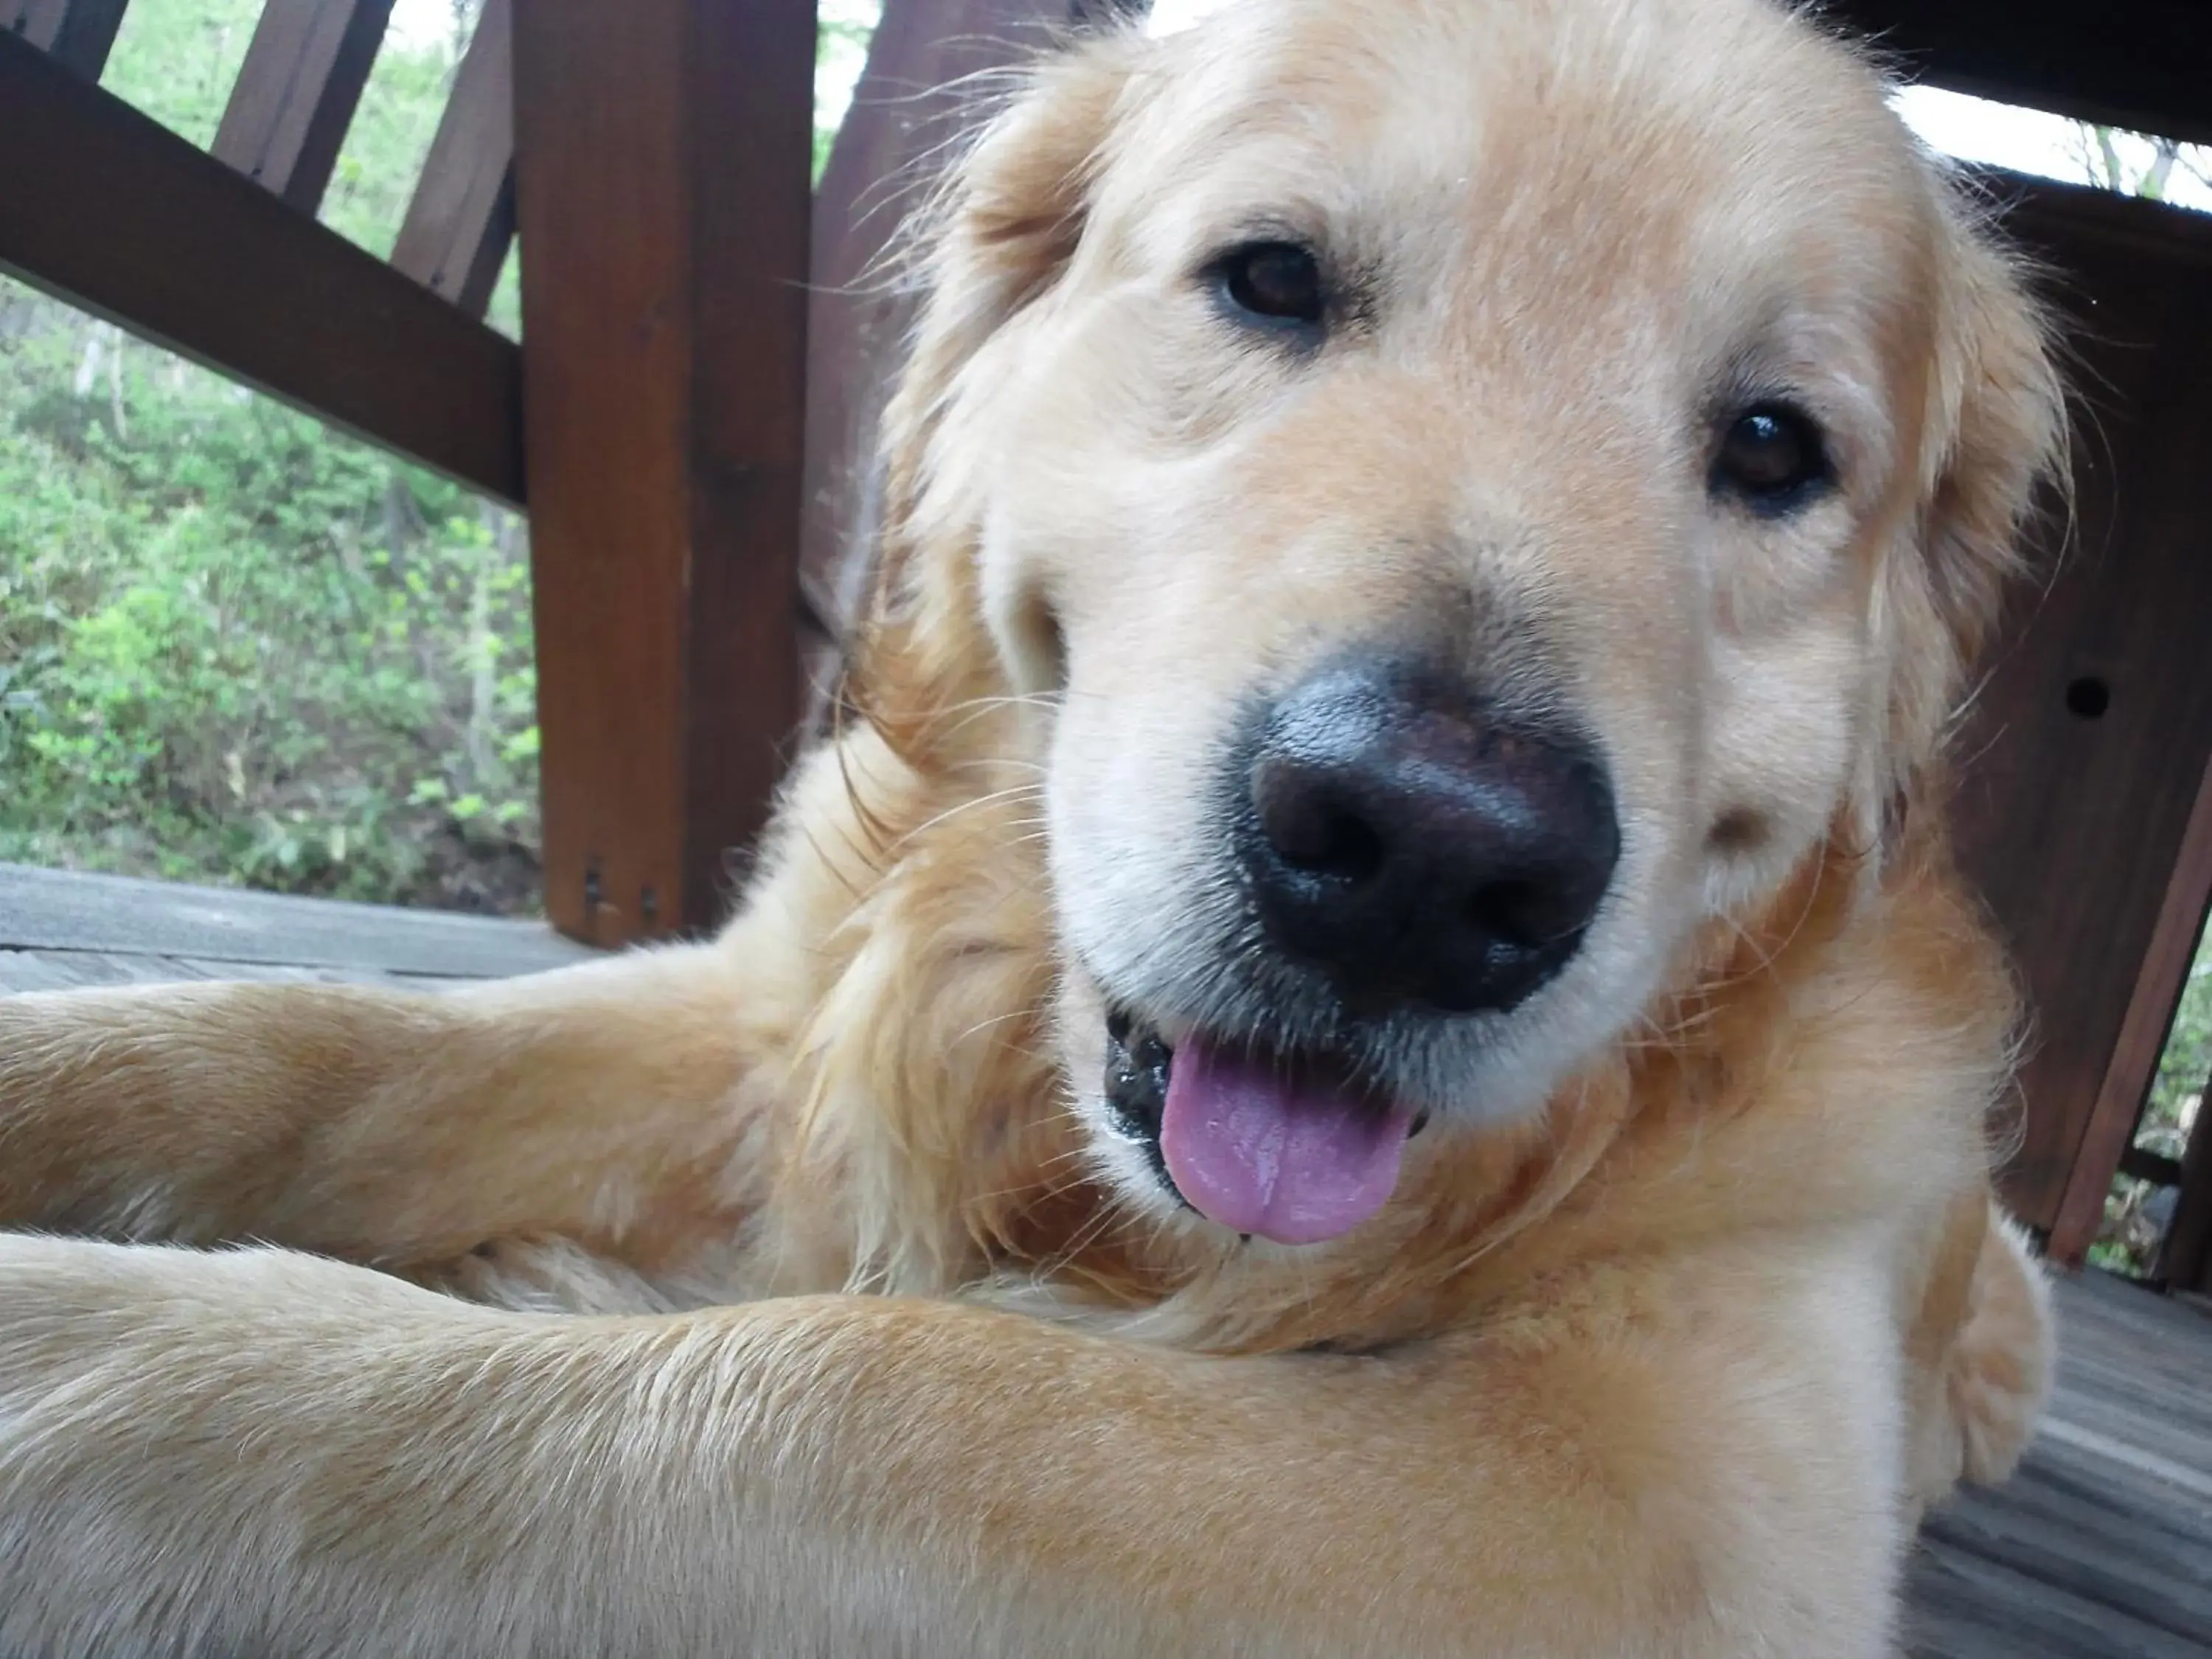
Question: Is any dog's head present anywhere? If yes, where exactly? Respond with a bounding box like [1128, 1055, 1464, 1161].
[850, 0, 2062, 1251]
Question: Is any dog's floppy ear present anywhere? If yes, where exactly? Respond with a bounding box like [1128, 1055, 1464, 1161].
[1874, 181, 2067, 824]
[889, 38, 1144, 447]
[851, 35, 1150, 755]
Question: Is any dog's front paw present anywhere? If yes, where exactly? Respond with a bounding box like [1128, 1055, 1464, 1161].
[1948, 1214, 2055, 1484]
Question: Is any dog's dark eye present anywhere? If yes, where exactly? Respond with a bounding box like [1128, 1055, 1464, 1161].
[1713, 404, 1832, 513]
[1216, 241, 1326, 330]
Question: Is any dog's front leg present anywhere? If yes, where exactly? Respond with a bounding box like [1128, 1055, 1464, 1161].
[0, 939, 785, 1278]
[0, 1233, 1907, 1658]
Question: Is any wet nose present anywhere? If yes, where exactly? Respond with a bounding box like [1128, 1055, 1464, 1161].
[1239, 659, 1620, 1016]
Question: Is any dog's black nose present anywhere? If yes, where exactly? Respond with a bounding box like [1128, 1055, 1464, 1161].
[1239, 661, 1619, 1016]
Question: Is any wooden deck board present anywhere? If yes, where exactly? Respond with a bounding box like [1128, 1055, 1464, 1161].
[1907, 1545, 2210, 1659]
[1, 866, 2206, 1654]
[0, 947, 467, 993]
[0, 862, 591, 981]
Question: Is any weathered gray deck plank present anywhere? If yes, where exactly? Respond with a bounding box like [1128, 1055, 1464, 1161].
[1907, 1543, 2208, 1659]
[0, 950, 96, 994]
[0, 947, 467, 995]
[0, 863, 594, 979]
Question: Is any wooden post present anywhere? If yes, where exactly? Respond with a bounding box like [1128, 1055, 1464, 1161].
[389, 0, 513, 319]
[512, 0, 815, 945]
[3, 0, 131, 79]
[212, 0, 396, 215]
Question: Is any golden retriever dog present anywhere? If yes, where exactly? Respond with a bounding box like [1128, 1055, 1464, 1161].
[0, 0, 2064, 1651]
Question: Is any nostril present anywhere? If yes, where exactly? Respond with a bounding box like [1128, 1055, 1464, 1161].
[1465, 872, 1595, 955]
[1254, 759, 1388, 884]
[1279, 805, 1385, 883]
[1465, 880, 1544, 951]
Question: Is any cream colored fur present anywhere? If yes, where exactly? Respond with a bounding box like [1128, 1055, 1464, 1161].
[0, 0, 2061, 1652]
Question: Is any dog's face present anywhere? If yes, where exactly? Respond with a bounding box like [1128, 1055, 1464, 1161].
[872, 0, 2058, 1246]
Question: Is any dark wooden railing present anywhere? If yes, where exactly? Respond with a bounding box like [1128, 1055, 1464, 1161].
[0, 35, 524, 500]
[388, 0, 513, 320]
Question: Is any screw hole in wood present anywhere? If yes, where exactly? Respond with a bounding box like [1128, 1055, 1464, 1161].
[2065, 677, 2111, 721]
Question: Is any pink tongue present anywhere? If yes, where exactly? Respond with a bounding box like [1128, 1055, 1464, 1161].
[1158, 1039, 1413, 1246]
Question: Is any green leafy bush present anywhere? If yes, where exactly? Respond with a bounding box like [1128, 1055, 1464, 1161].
[2090, 933, 2212, 1276]
[0, 296, 541, 910]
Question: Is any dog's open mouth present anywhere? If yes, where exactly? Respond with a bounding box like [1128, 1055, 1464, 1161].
[1104, 1011, 1417, 1245]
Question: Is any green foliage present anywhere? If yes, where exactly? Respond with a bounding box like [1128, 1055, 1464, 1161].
[0, 294, 541, 909]
[2094, 931, 2212, 1276]
[0, 3, 540, 906]
[100, 0, 262, 152]
[817, 1, 879, 183]
[2144, 943, 2212, 1161]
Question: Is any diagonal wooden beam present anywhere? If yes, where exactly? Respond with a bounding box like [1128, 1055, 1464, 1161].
[3, 0, 130, 79]
[389, 0, 514, 319]
[0, 29, 523, 504]
[211, 0, 395, 215]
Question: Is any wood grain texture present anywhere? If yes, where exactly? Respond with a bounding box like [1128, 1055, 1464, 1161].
[389, 0, 512, 319]
[0, 864, 591, 978]
[512, 0, 814, 944]
[1829, 0, 2212, 150]
[212, 0, 396, 215]
[0, 30, 524, 504]
[3, 0, 129, 78]
[1947, 176, 2212, 1234]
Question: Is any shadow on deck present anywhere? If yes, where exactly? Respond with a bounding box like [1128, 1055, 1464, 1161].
[3, 863, 2208, 1656]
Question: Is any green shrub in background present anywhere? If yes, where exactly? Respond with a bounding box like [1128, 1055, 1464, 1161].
[2091, 936, 2212, 1276]
[0, 0, 538, 908]
[0, 294, 542, 909]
